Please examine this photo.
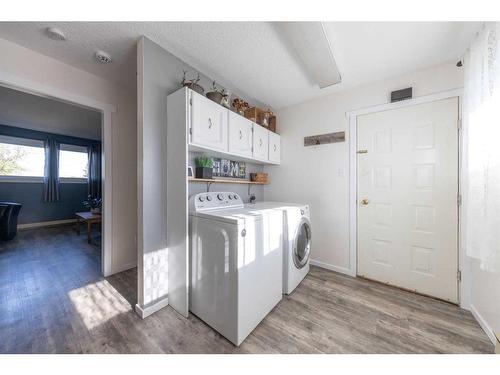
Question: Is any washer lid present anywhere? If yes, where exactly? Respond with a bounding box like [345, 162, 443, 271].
[193, 207, 264, 225]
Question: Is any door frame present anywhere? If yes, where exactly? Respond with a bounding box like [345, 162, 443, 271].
[0, 70, 116, 277]
[346, 88, 469, 309]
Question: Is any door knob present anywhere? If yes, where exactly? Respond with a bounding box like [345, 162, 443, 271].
[360, 199, 370, 206]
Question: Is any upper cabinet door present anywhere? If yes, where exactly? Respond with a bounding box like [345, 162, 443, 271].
[190, 91, 228, 152]
[252, 123, 269, 161]
[268, 131, 281, 164]
[228, 112, 253, 157]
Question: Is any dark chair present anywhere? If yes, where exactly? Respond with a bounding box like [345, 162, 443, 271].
[0, 202, 22, 241]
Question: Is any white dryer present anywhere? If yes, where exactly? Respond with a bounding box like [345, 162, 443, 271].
[249, 202, 312, 294]
[188, 192, 283, 346]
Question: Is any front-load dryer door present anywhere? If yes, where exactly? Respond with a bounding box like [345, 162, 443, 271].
[293, 217, 311, 269]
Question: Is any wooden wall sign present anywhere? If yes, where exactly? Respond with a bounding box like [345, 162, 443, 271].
[304, 131, 345, 146]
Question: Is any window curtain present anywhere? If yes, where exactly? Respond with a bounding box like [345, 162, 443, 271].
[463, 22, 500, 272]
[88, 144, 102, 199]
[43, 139, 60, 202]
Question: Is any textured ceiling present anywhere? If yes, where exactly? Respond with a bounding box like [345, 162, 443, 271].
[0, 85, 101, 140]
[0, 22, 482, 109]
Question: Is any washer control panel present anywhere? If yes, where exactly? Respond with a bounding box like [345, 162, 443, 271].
[189, 192, 244, 212]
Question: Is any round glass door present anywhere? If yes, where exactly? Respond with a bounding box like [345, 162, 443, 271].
[293, 218, 311, 269]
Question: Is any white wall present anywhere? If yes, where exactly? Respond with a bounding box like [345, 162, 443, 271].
[136, 37, 270, 313]
[0, 37, 137, 273]
[264, 62, 464, 274]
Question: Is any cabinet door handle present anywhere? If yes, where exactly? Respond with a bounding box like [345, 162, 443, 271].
[274, 144, 277, 151]
[239, 130, 243, 140]
[259, 138, 262, 147]
[208, 118, 213, 129]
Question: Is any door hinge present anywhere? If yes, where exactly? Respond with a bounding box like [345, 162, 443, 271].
[458, 119, 462, 130]
[189, 98, 193, 105]
[189, 128, 192, 135]
[457, 194, 462, 206]
[457, 270, 462, 282]
[357, 149, 368, 154]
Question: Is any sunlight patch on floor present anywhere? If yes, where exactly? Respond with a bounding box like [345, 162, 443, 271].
[68, 279, 131, 330]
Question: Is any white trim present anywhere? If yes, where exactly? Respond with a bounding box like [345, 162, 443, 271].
[0, 176, 43, 183]
[110, 261, 137, 275]
[346, 88, 464, 117]
[18, 218, 76, 230]
[470, 304, 497, 345]
[0, 71, 115, 278]
[310, 259, 356, 277]
[135, 297, 169, 319]
[59, 177, 87, 184]
[347, 88, 468, 307]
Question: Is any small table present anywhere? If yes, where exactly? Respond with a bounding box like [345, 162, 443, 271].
[75, 211, 102, 244]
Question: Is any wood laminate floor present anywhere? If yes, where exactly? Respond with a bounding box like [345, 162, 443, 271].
[0, 226, 494, 354]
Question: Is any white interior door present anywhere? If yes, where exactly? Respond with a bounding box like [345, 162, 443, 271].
[357, 97, 459, 303]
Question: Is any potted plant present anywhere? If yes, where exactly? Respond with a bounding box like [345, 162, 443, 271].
[83, 195, 102, 214]
[195, 155, 213, 179]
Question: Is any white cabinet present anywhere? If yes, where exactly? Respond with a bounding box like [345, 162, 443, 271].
[190, 90, 228, 152]
[183, 88, 280, 165]
[252, 123, 269, 161]
[268, 131, 281, 164]
[228, 111, 253, 158]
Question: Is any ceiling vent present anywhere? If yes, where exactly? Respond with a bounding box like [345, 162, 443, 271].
[45, 27, 66, 41]
[95, 51, 112, 64]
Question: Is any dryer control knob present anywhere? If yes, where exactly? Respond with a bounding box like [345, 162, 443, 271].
[206, 196, 212, 201]
[198, 196, 205, 202]
[217, 194, 224, 201]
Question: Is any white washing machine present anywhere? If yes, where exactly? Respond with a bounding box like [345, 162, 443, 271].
[188, 192, 283, 346]
[249, 202, 312, 294]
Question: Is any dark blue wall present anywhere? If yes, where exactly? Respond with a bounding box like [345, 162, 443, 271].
[0, 182, 88, 224]
[0, 124, 101, 225]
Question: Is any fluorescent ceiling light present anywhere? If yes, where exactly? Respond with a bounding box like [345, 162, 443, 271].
[277, 22, 341, 89]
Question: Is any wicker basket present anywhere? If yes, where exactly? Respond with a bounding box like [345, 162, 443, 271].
[250, 173, 269, 183]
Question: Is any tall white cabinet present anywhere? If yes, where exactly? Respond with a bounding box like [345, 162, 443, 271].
[166, 87, 280, 318]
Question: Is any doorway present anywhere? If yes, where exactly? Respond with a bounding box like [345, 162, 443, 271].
[353, 96, 460, 303]
[0, 73, 114, 276]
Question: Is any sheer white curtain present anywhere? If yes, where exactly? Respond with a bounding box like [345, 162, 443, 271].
[463, 22, 500, 272]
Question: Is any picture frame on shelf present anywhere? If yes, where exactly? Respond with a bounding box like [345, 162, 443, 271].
[187, 166, 194, 178]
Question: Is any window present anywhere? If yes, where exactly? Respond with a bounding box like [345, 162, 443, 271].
[59, 144, 88, 180]
[0, 135, 45, 178]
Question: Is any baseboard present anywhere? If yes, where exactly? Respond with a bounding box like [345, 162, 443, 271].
[310, 259, 356, 277]
[18, 218, 77, 230]
[110, 261, 137, 275]
[470, 303, 497, 345]
[135, 297, 169, 319]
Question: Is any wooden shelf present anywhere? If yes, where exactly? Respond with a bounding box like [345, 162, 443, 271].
[189, 177, 268, 185]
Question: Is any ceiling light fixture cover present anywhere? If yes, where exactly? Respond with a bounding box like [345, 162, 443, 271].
[95, 50, 112, 64]
[277, 22, 341, 89]
[45, 27, 66, 41]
